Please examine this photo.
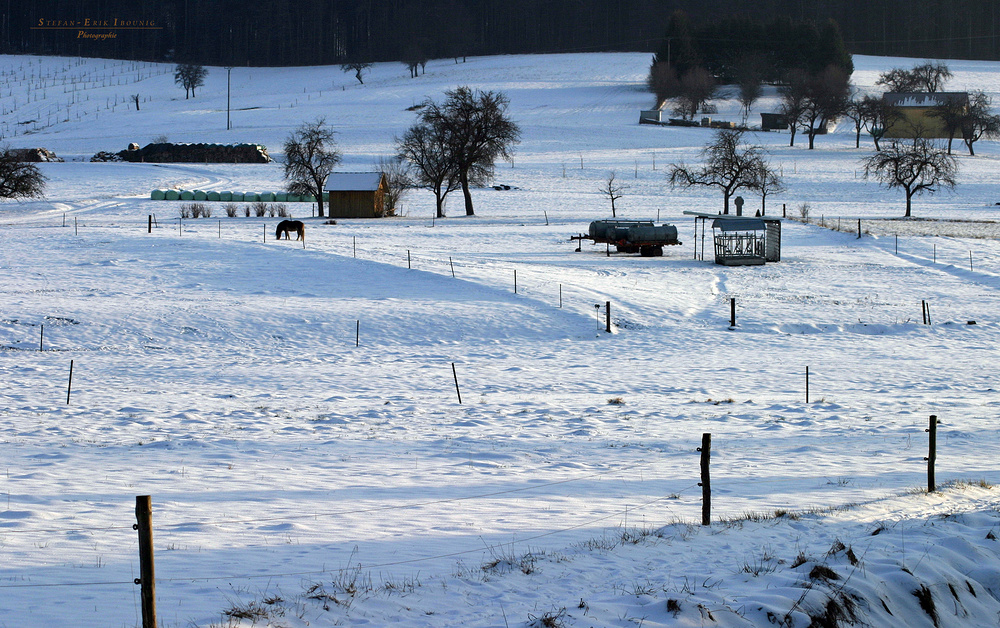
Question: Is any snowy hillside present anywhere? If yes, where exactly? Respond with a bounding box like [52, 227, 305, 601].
[2, 52, 1000, 627]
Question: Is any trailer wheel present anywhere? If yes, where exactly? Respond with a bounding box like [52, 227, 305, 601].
[639, 245, 663, 257]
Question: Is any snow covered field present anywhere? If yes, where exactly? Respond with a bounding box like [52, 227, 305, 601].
[2, 52, 1000, 627]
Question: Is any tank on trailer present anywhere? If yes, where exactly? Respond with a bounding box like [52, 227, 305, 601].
[572, 220, 681, 256]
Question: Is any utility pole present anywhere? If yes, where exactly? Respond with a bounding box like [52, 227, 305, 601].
[226, 67, 233, 130]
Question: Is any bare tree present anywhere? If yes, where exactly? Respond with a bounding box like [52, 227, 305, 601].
[131, 94, 141, 111]
[668, 129, 766, 214]
[876, 62, 951, 93]
[875, 67, 921, 93]
[929, 95, 968, 154]
[375, 155, 412, 217]
[283, 118, 342, 218]
[0, 148, 47, 200]
[174, 64, 207, 99]
[647, 60, 680, 109]
[735, 56, 764, 127]
[961, 91, 1000, 156]
[844, 98, 866, 149]
[801, 65, 851, 149]
[861, 139, 958, 217]
[341, 62, 373, 85]
[911, 62, 952, 92]
[671, 67, 716, 121]
[856, 95, 902, 151]
[779, 70, 810, 147]
[423, 87, 520, 216]
[398, 117, 460, 218]
[752, 159, 786, 215]
[599, 171, 627, 217]
[401, 45, 425, 79]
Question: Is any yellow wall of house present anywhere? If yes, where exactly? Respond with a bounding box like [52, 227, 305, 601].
[884, 108, 951, 139]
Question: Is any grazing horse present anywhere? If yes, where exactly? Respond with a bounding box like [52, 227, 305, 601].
[275, 220, 305, 241]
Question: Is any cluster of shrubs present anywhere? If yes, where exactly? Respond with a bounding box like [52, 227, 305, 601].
[180, 202, 290, 219]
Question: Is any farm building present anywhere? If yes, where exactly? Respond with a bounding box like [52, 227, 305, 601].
[684, 212, 782, 266]
[323, 172, 388, 218]
[882, 92, 969, 139]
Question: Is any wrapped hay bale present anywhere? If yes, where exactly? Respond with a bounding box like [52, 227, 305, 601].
[150, 190, 167, 200]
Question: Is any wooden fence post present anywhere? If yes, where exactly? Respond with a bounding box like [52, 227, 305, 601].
[66, 359, 74, 405]
[805, 366, 810, 404]
[926, 415, 938, 492]
[135, 495, 157, 628]
[605, 301, 611, 333]
[730, 297, 736, 327]
[148, 215, 152, 234]
[452, 363, 462, 405]
[699, 433, 711, 526]
[449, 257, 456, 278]
[39, 325, 44, 351]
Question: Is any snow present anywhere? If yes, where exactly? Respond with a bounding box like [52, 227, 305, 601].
[2, 51, 1000, 627]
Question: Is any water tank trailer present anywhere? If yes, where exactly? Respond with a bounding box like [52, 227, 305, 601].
[571, 220, 681, 256]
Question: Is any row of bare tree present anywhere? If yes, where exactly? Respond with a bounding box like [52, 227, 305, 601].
[281, 88, 519, 219]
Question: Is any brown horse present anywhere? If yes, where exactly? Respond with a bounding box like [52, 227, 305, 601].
[275, 220, 305, 241]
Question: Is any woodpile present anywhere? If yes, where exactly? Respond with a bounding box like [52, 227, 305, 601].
[10, 148, 63, 162]
[118, 143, 270, 164]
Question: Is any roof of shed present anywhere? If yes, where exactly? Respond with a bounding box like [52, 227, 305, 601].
[713, 218, 765, 231]
[323, 172, 384, 192]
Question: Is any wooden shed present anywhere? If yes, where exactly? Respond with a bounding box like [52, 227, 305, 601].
[323, 172, 388, 218]
[883, 92, 969, 139]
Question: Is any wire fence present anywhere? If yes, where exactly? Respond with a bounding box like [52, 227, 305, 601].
[2, 213, 997, 623]
[1, 417, 964, 593]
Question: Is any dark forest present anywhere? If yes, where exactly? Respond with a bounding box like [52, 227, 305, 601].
[7, 0, 1000, 66]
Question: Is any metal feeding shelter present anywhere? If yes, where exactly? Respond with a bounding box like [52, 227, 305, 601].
[683, 211, 782, 266]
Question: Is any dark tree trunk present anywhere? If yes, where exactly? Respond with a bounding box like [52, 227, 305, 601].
[460, 170, 475, 216]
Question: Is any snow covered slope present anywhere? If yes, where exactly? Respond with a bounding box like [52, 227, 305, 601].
[2, 52, 1000, 627]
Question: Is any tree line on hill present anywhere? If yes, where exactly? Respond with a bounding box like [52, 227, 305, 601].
[7, 0, 1000, 66]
